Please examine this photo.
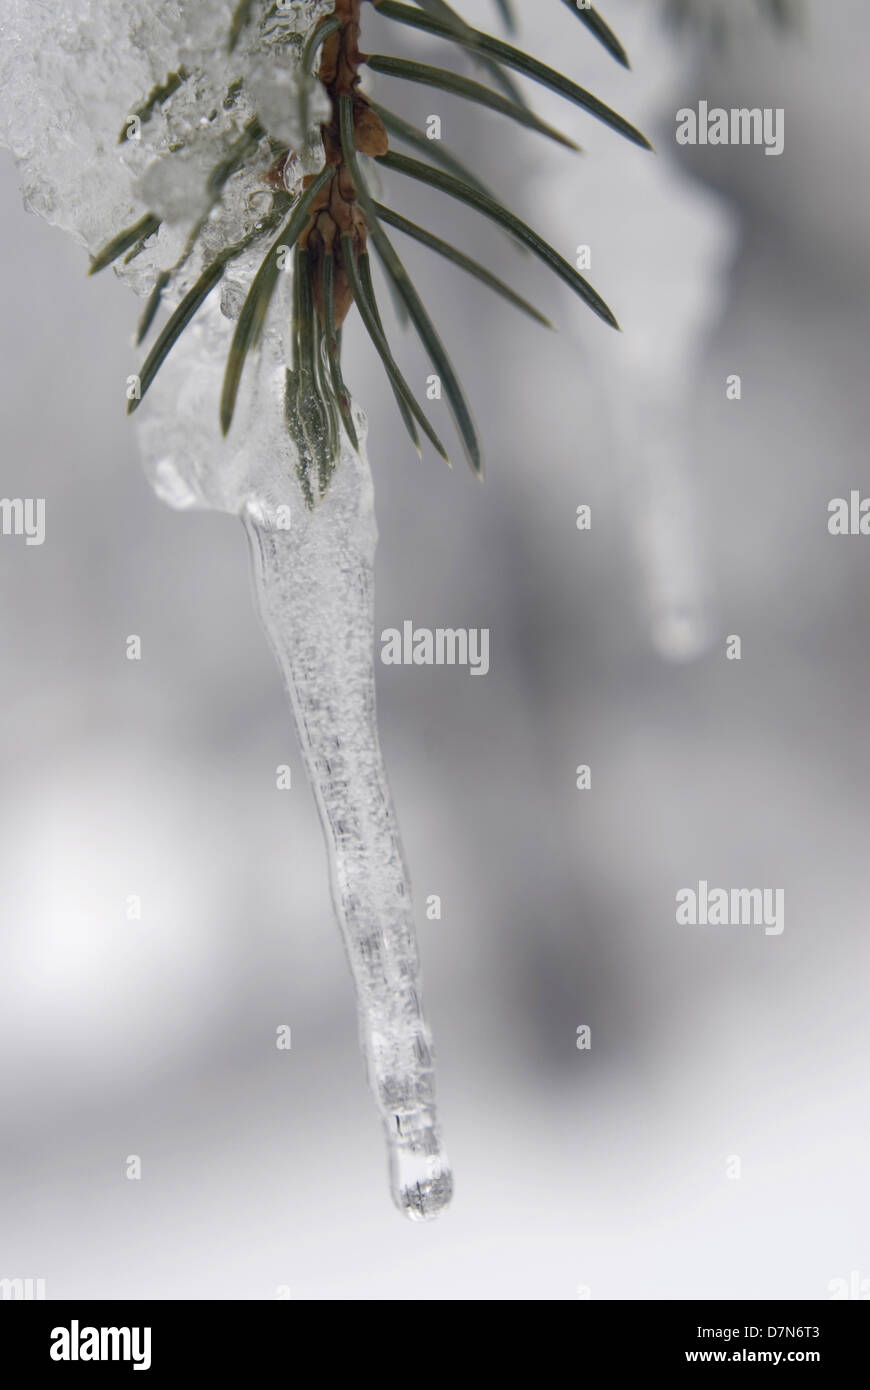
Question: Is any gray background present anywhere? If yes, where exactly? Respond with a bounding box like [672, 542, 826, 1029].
[1, 0, 868, 1298]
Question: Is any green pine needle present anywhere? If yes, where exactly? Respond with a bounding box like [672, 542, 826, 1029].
[319, 251, 360, 452]
[127, 258, 226, 414]
[366, 54, 580, 151]
[228, 0, 256, 53]
[286, 247, 338, 500]
[343, 235, 450, 464]
[117, 69, 188, 144]
[108, 0, 650, 484]
[559, 1, 631, 69]
[89, 214, 161, 276]
[377, 148, 620, 329]
[493, 0, 516, 34]
[376, 1, 651, 148]
[136, 270, 171, 345]
[370, 104, 497, 198]
[301, 13, 342, 70]
[356, 250, 422, 457]
[220, 164, 334, 435]
[374, 202, 553, 329]
[412, 0, 531, 108]
[135, 121, 270, 346]
[340, 95, 481, 475]
[127, 189, 304, 419]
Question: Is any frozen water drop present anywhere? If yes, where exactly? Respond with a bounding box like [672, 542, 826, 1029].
[393, 1148, 454, 1223]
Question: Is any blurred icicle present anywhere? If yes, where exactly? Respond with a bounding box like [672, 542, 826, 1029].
[244, 438, 453, 1221]
[602, 367, 718, 661]
[596, 3, 739, 661]
[522, 0, 739, 660]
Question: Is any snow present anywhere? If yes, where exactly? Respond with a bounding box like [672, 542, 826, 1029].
[0, 0, 330, 297]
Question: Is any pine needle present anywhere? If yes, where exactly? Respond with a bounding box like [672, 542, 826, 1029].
[117, 69, 189, 143]
[376, 1, 651, 148]
[558, 1, 631, 69]
[127, 259, 226, 413]
[355, 250, 421, 457]
[301, 13, 342, 70]
[366, 55, 580, 150]
[220, 165, 333, 435]
[377, 148, 620, 329]
[340, 96, 481, 474]
[319, 251, 360, 451]
[343, 235, 450, 464]
[493, 0, 516, 34]
[374, 202, 553, 328]
[89, 214, 161, 275]
[228, 0, 257, 53]
[371, 104, 497, 197]
[412, 0, 531, 107]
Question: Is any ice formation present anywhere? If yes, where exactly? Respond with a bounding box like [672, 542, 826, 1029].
[0, 0, 451, 1218]
[244, 429, 453, 1221]
[138, 291, 452, 1218]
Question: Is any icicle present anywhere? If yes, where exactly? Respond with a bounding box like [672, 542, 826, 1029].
[243, 422, 453, 1220]
[603, 366, 714, 661]
[0, 0, 454, 1219]
[128, 273, 452, 1217]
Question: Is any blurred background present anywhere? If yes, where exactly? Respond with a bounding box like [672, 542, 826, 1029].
[1, 0, 869, 1299]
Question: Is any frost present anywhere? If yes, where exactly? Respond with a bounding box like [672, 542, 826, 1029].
[0, 0, 452, 1218]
